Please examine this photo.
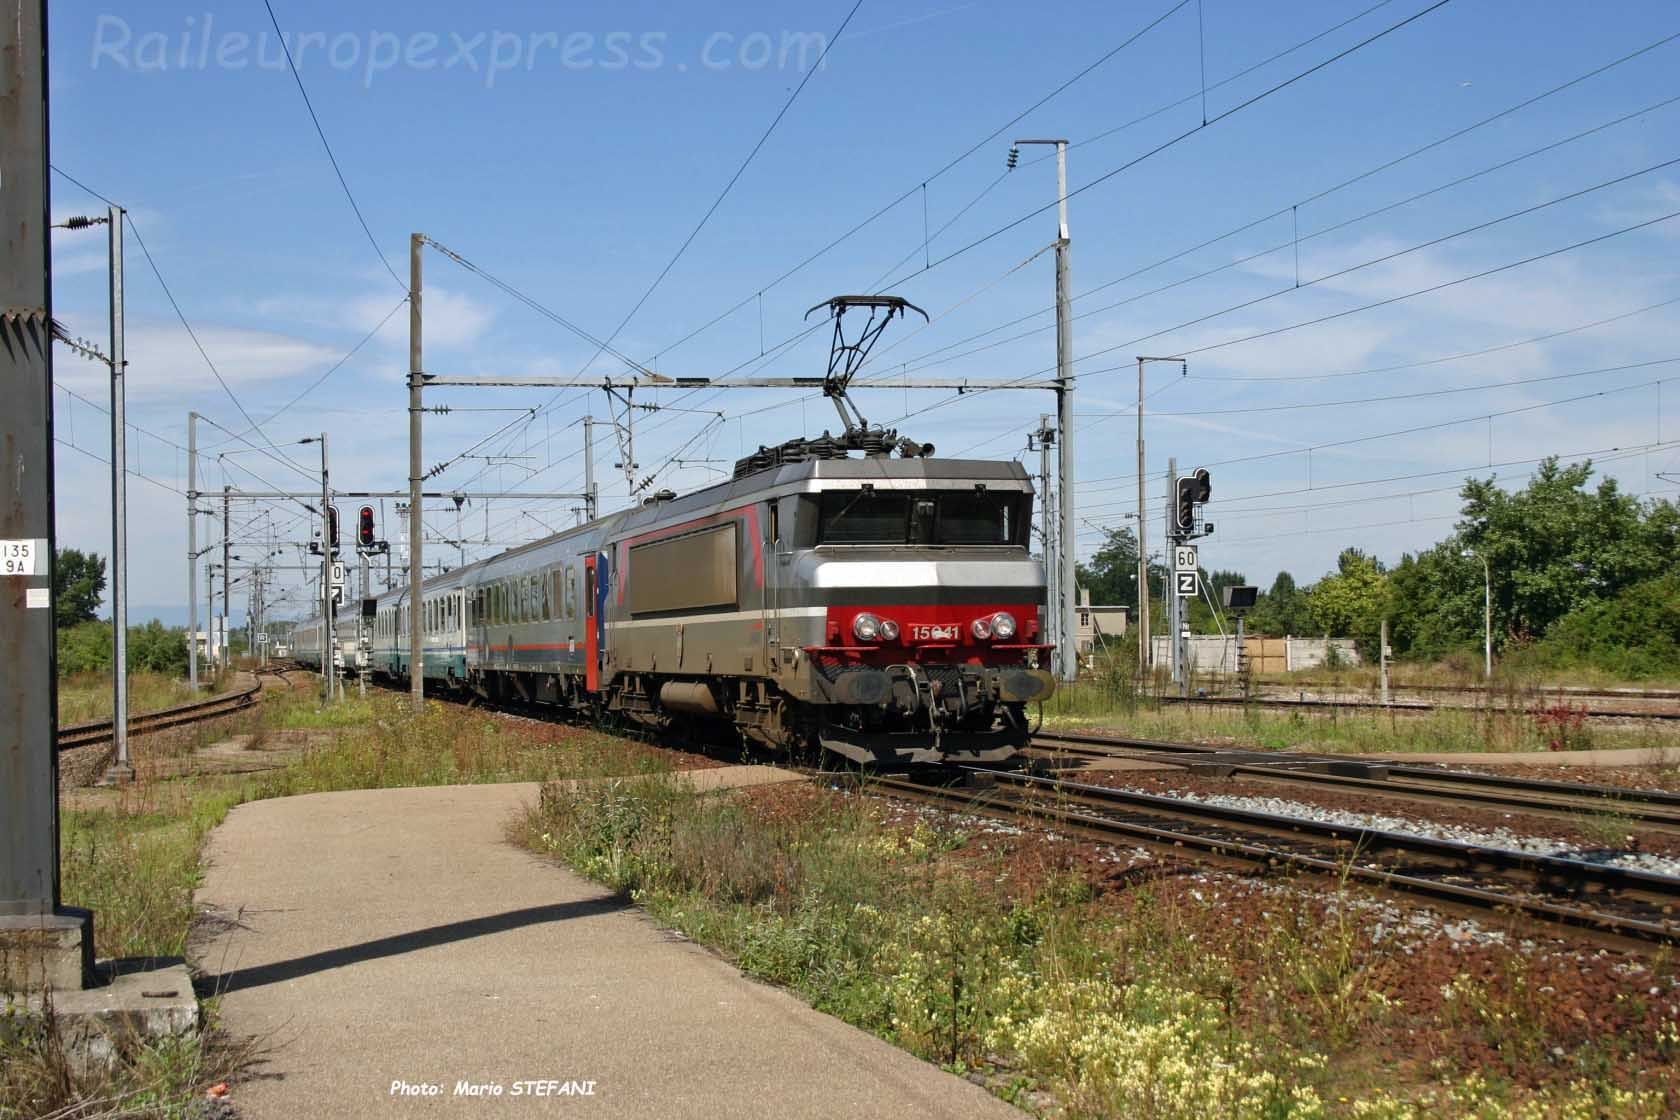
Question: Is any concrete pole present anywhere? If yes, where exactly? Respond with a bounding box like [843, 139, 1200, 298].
[409, 234, 425, 711]
[1167, 458, 1180, 690]
[583, 416, 599, 522]
[0, 0, 95, 973]
[1481, 554, 1492, 680]
[101, 205, 134, 783]
[319, 433, 336, 702]
[1053, 141, 1076, 685]
[187, 411, 199, 689]
[221, 486, 230, 671]
[205, 562, 215, 676]
[1033, 414, 1058, 667]
[1136, 358, 1149, 674]
[358, 549, 369, 698]
[1380, 617, 1391, 705]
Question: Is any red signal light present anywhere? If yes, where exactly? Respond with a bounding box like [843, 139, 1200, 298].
[358, 505, 376, 549]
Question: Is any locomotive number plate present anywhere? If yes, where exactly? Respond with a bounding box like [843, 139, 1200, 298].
[910, 624, 959, 642]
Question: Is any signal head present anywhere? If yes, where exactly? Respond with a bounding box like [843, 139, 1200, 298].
[358, 505, 376, 548]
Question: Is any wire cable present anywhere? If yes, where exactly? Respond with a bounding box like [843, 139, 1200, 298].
[260, 0, 404, 289]
[573, 0, 865, 381]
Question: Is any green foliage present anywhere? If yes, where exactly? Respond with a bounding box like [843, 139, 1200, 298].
[55, 619, 112, 676]
[1186, 568, 1247, 634]
[1244, 571, 1315, 637]
[1306, 550, 1391, 659]
[1388, 458, 1680, 661]
[1519, 573, 1680, 679]
[52, 547, 105, 628]
[54, 619, 190, 678]
[128, 619, 189, 676]
[1075, 526, 1166, 616]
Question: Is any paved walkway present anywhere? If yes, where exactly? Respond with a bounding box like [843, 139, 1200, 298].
[191, 773, 1019, 1118]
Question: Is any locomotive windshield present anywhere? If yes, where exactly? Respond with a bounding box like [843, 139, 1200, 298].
[817, 489, 1025, 546]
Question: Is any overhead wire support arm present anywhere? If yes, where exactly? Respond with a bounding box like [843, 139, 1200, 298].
[420, 373, 1060, 390]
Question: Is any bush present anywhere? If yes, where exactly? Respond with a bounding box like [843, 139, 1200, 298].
[55, 619, 193, 679]
[55, 619, 112, 675]
[1522, 574, 1680, 679]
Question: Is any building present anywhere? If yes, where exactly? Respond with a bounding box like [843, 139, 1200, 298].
[1074, 588, 1128, 658]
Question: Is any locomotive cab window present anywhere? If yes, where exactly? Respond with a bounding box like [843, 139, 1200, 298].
[817, 490, 910, 544]
[938, 489, 1023, 546]
[817, 489, 1027, 546]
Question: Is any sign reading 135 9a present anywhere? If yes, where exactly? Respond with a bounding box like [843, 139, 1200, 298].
[1, 539, 44, 577]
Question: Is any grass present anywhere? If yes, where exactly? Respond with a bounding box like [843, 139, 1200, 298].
[22, 679, 1680, 1118]
[1041, 680, 1680, 756]
[518, 774, 1680, 1119]
[7, 692, 650, 1119]
[57, 673, 208, 727]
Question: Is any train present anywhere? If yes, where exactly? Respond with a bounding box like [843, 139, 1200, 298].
[290, 435, 1057, 766]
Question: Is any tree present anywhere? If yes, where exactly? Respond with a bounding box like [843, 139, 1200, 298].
[1074, 526, 1167, 617]
[54, 548, 105, 628]
[1386, 458, 1680, 660]
[128, 620, 188, 676]
[1187, 568, 1248, 633]
[1307, 549, 1391, 657]
[1245, 571, 1314, 636]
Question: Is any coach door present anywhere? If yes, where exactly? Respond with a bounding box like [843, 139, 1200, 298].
[765, 499, 783, 671]
[584, 552, 607, 692]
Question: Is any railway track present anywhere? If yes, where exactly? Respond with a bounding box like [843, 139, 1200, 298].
[872, 767, 1680, 949]
[1263, 679, 1680, 702]
[1029, 731, 1680, 832]
[1155, 691, 1680, 721]
[55, 676, 268, 751]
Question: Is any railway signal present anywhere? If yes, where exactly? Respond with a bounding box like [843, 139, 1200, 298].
[328, 504, 341, 551]
[358, 505, 376, 549]
[1174, 468, 1211, 536]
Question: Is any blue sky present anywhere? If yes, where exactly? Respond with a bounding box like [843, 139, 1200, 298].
[44, 0, 1680, 623]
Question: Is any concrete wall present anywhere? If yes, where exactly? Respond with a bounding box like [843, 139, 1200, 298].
[1149, 635, 1362, 675]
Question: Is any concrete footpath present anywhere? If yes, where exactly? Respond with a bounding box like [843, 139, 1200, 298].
[191, 771, 1020, 1119]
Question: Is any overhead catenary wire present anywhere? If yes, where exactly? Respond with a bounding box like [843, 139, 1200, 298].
[260, 0, 404, 289]
[886, 201, 1680, 437]
[569, 0, 866, 386]
[870, 0, 1456, 296]
[876, 75, 1680, 379]
[206, 294, 411, 449]
[632, 0, 1198, 370]
[437, 0, 1448, 509]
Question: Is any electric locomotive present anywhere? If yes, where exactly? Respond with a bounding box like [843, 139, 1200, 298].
[320, 295, 1057, 764]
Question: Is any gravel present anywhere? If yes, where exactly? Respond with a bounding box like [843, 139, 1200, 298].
[1168, 790, 1680, 878]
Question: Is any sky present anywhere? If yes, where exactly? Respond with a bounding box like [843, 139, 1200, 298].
[41, 0, 1680, 625]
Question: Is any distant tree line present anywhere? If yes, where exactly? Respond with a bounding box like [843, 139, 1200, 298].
[1076, 458, 1680, 677]
[52, 547, 190, 678]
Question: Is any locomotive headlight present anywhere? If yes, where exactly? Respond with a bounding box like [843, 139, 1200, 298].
[878, 618, 900, 641]
[970, 616, 993, 640]
[853, 612, 882, 642]
[991, 611, 1018, 640]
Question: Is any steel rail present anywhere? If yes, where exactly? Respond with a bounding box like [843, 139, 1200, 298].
[1155, 692, 1680, 721]
[56, 679, 264, 751]
[870, 770, 1680, 947]
[1031, 731, 1680, 829]
[1252, 679, 1680, 701]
